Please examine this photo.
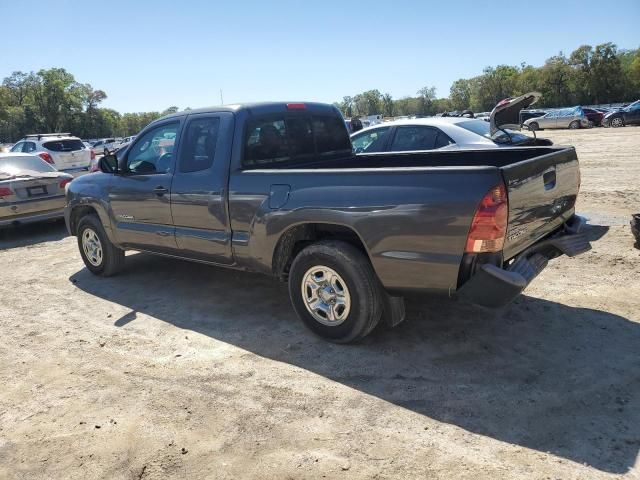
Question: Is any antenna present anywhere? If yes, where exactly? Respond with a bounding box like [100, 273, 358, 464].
[220, 89, 224, 105]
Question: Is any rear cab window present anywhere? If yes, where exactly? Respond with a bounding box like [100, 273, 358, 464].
[243, 113, 351, 168]
[43, 139, 85, 151]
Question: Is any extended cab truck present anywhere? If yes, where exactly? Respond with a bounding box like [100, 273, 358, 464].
[65, 98, 591, 343]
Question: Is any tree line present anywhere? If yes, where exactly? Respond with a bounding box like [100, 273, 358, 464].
[335, 43, 640, 117]
[0, 68, 179, 142]
[1, 43, 638, 142]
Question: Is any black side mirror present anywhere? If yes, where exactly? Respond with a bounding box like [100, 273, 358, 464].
[99, 154, 118, 174]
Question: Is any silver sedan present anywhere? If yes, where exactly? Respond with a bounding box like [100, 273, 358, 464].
[350, 117, 535, 154]
[0, 153, 74, 227]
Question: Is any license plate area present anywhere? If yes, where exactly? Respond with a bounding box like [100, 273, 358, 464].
[27, 185, 47, 197]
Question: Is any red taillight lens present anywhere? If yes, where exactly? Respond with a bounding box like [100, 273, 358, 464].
[0, 187, 14, 197]
[38, 152, 54, 164]
[465, 184, 508, 253]
[90, 149, 96, 160]
[59, 178, 72, 189]
[286, 103, 306, 110]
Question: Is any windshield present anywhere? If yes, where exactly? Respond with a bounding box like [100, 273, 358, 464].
[0, 155, 56, 175]
[457, 120, 531, 145]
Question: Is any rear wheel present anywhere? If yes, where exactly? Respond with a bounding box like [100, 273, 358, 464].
[77, 214, 124, 276]
[528, 122, 539, 131]
[569, 120, 580, 129]
[288, 240, 382, 343]
[611, 117, 624, 128]
[588, 120, 595, 128]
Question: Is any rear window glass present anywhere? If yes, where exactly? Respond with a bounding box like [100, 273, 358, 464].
[43, 139, 85, 152]
[244, 114, 351, 167]
[0, 156, 56, 175]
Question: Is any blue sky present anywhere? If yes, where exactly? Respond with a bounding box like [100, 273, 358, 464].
[2, 0, 638, 113]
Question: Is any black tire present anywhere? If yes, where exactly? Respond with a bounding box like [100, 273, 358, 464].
[288, 240, 382, 343]
[77, 214, 124, 277]
[610, 116, 625, 128]
[569, 120, 580, 129]
[528, 122, 539, 131]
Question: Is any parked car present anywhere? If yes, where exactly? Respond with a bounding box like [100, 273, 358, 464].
[603, 100, 640, 128]
[582, 108, 605, 127]
[121, 135, 136, 144]
[519, 110, 547, 125]
[10, 133, 92, 172]
[91, 138, 119, 155]
[65, 100, 590, 343]
[0, 153, 74, 227]
[351, 117, 541, 153]
[523, 107, 589, 131]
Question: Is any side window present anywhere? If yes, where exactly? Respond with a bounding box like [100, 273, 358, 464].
[10, 142, 24, 152]
[126, 122, 179, 175]
[434, 130, 455, 148]
[351, 127, 390, 153]
[23, 141, 37, 153]
[179, 116, 220, 173]
[244, 119, 290, 167]
[390, 127, 437, 151]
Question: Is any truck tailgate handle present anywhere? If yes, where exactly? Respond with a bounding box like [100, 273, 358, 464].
[543, 169, 556, 190]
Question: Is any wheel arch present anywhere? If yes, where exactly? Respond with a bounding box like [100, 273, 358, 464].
[272, 222, 373, 281]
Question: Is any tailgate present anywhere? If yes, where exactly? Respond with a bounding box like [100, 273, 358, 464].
[501, 146, 580, 260]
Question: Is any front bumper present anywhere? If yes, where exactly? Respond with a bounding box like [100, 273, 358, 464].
[457, 215, 591, 308]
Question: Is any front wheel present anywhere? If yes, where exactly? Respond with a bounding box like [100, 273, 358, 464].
[610, 117, 624, 128]
[288, 240, 382, 343]
[569, 120, 581, 129]
[77, 214, 124, 276]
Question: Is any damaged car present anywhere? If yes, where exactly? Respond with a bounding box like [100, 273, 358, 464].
[0, 153, 73, 227]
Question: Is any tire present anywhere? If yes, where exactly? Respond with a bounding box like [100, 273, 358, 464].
[588, 120, 595, 128]
[77, 214, 124, 277]
[569, 120, 580, 129]
[103, 148, 110, 156]
[288, 240, 382, 343]
[610, 116, 624, 128]
[528, 122, 539, 131]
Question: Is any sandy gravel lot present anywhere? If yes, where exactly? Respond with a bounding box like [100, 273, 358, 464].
[0, 127, 638, 479]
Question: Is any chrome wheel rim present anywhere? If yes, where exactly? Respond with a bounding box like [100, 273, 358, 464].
[82, 228, 103, 267]
[301, 266, 351, 326]
[611, 117, 623, 127]
[570, 121, 579, 129]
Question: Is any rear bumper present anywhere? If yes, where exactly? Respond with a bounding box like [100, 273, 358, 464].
[0, 195, 66, 227]
[457, 215, 591, 308]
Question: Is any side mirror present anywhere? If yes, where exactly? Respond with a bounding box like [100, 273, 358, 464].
[99, 154, 118, 174]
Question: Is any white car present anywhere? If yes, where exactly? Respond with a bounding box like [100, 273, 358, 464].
[10, 133, 92, 172]
[91, 138, 120, 155]
[351, 93, 546, 153]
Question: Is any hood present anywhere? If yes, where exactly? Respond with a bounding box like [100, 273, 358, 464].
[490, 92, 541, 136]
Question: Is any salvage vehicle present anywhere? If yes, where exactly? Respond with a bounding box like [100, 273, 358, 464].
[1, 153, 74, 227]
[523, 107, 589, 131]
[603, 100, 640, 127]
[65, 98, 591, 342]
[10, 133, 92, 172]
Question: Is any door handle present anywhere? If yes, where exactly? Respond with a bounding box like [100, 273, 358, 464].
[153, 186, 168, 196]
[543, 170, 556, 190]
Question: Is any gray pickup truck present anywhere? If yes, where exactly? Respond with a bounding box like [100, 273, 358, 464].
[65, 99, 591, 342]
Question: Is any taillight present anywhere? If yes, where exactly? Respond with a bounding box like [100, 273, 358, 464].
[286, 103, 306, 110]
[0, 187, 14, 197]
[39, 152, 54, 164]
[59, 178, 72, 189]
[90, 149, 96, 160]
[465, 184, 508, 253]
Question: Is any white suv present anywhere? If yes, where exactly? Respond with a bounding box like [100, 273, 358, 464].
[10, 133, 93, 171]
[91, 138, 120, 155]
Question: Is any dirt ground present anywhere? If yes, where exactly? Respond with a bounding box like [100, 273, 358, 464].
[0, 127, 638, 480]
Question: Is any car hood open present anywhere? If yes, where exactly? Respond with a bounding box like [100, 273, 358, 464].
[490, 92, 541, 136]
